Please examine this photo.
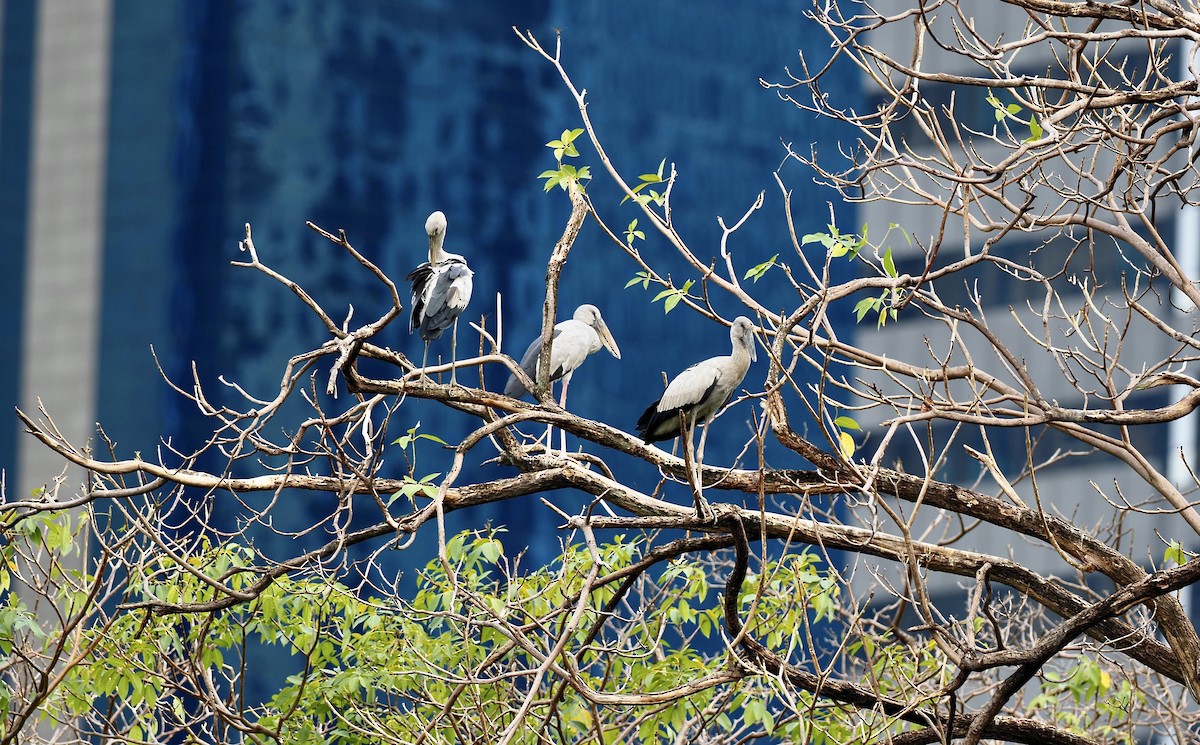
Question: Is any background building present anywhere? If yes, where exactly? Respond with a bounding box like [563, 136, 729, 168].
[852, 7, 1199, 615]
[1, 0, 852, 701]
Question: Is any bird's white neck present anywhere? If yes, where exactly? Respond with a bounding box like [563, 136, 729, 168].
[729, 341, 753, 378]
[734, 348, 752, 372]
[428, 233, 446, 264]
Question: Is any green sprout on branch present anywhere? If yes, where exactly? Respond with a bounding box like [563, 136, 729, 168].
[625, 218, 646, 246]
[806, 223, 906, 329]
[652, 279, 696, 314]
[802, 224, 866, 260]
[624, 273, 695, 314]
[389, 421, 447, 504]
[539, 128, 592, 192]
[743, 254, 778, 283]
[851, 247, 900, 329]
[625, 270, 653, 290]
[622, 159, 667, 206]
[985, 91, 1044, 142]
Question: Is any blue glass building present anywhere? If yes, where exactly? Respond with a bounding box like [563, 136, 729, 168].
[2, 0, 854, 703]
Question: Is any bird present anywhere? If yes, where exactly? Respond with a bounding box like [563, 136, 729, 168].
[405, 211, 473, 385]
[636, 316, 757, 519]
[504, 304, 622, 453]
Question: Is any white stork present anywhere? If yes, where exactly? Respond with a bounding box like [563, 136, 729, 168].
[505, 304, 622, 453]
[405, 211, 473, 384]
[636, 316, 757, 518]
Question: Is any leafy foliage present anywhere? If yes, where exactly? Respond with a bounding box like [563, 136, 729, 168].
[651, 278, 696, 314]
[803, 223, 906, 328]
[621, 159, 667, 207]
[539, 128, 592, 192]
[985, 91, 1045, 142]
[743, 254, 778, 283]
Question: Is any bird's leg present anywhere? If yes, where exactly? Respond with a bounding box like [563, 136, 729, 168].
[420, 342, 431, 380]
[543, 381, 555, 456]
[557, 372, 572, 455]
[693, 420, 714, 522]
[449, 317, 459, 386]
[680, 416, 713, 523]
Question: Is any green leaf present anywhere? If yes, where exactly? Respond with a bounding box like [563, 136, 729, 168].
[802, 231, 834, 248]
[1165, 540, 1187, 566]
[882, 247, 896, 277]
[389, 473, 441, 505]
[625, 271, 652, 289]
[539, 168, 563, 192]
[761, 708, 776, 735]
[743, 698, 763, 725]
[624, 219, 646, 246]
[986, 94, 1005, 120]
[1027, 117, 1044, 141]
[651, 279, 694, 314]
[833, 415, 860, 431]
[805, 225, 865, 260]
[477, 539, 503, 563]
[853, 297, 878, 322]
[546, 128, 584, 161]
[743, 254, 778, 282]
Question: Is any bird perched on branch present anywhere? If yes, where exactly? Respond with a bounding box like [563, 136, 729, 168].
[637, 316, 757, 518]
[505, 304, 622, 453]
[406, 211, 473, 384]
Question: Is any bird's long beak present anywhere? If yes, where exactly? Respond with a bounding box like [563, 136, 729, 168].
[598, 318, 621, 359]
[749, 335, 758, 364]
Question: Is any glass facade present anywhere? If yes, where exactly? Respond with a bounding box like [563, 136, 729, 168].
[0, 1, 37, 495]
[4, 0, 854, 701]
[83, 0, 850, 545]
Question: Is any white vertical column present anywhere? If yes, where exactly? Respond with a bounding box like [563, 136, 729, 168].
[16, 0, 112, 500]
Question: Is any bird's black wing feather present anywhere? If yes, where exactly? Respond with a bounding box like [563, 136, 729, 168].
[405, 262, 433, 334]
[635, 377, 721, 444]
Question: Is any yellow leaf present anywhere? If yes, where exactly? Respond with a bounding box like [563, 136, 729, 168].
[838, 431, 855, 459]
